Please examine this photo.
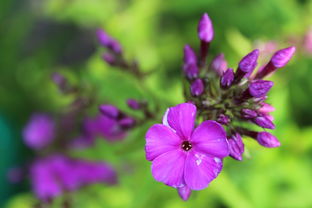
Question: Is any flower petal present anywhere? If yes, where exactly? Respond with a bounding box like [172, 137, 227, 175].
[167, 103, 196, 139]
[145, 124, 180, 161]
[184, 152, 223, 190]
[151, 150, 186, 188]
[191, 120, 229, 158]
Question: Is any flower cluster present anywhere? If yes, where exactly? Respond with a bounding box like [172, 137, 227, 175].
[145, 13, 295, 200]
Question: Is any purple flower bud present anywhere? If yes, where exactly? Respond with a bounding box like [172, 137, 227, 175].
[248, 80, 274, 98]
[127, 99, 141, 110]
[23, 114, 55, 150]
[96, 29, 122, 54]
[198, 13, 214, 42]
[235, 49, 259, 81]
[99, 105, 119, 119]
[217, 114, 230, 125]
[253, 116, 275, 129]
[190, 78, 204, 96]
[119, 117, 136, 129]
[183, 45, 199, 79]
[228, 133, 244, 160]
[102, 53, 116, 66]
[210, 53, 227, 76]
[51, 72, 66, 88]
[241, 109, 258, 119]
[256, 132, 280, 148]
[184, 64, 199, 79]
[220, 68, 234, 89]
[271, 46, 296, 68]
[183, 45, 197, 66]
[258, 103, 275, 114]
[255, 46, 296, 79]
[177, 185, 192, 201]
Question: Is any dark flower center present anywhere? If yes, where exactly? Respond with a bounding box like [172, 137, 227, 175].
[181, 141, 192, 151]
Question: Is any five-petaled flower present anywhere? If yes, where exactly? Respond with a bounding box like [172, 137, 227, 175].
[145, 103, 229, 200]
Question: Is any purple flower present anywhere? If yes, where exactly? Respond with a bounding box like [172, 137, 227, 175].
[23, 114, 55, 149]
[99, 104, 120, 119]
[255, 46, 296, 79]
[228, 133, 244, 161]
[220, 68, 234, 89]
[96, 29, 122, 54]
[256, 132, 280, 148]
[190, 79, 204, 96]
[30, 155, 117, 201]
[210, 54, 228, 76]
[145, 103, 229, 191]
[235, 49, 259, 82]
[248, 80, 274, 98]
[198, 13, 214, 43]
[253, 116, 275, 129]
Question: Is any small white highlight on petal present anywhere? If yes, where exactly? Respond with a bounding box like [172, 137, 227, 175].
[195, 153, 205, 166]
[214, 157, 221, 163]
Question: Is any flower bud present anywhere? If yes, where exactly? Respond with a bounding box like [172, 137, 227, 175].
[271, 46, 296, 68]
[228, 133, 244, 161]
[190, 79, 204, 96]
[258, 103, 275, 114]
[119, 117, 136, 129]
[210, 53, 227, 76]
[255, 46, 296, 79]
[198, 13, 214, 43]
[127, 99, 141, 110]
[220, 68, 234, 89]
[96, 29, 122, 54]
[241, 109, 257, 119]
[177, 185, 192, 201]
[253, 116, 275, 129]
[102, 53, 116, 66]
[217, 114, 230, 125]
[235, 49, 259, 82]
[256, 132, 280, 148]
[99, 105, 119, 119]
[184, 64, 199, 80]
[248, 80, 274, 98]
[183, 45, 197, 66]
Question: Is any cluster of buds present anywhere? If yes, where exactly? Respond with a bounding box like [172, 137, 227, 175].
[97, 29, 147, 78]
[183, 13, 295, 160]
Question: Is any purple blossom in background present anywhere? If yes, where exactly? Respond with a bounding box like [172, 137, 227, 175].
[23, 113, 55, 149]
[97, 29, 122, 54]
[30, 155, 117, 202]
[198, 13, 214, 43]
[145, 103, 229, 200]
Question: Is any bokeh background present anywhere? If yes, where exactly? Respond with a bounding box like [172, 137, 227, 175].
[1, 0, 312, 207]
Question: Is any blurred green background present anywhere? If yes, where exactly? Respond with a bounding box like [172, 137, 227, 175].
[1, 0, 312, 207]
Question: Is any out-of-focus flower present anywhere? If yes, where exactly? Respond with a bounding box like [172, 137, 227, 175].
[96, 29, 122, 54]
[23, 113, 55, 149]
[30, 155, 117, 202]
[183, 45, 199, 79]
[210, 54, 227, 76]
[198, 13, 214, 43]
[145, 103, 229, 200]
[303, 28, 312, 54]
